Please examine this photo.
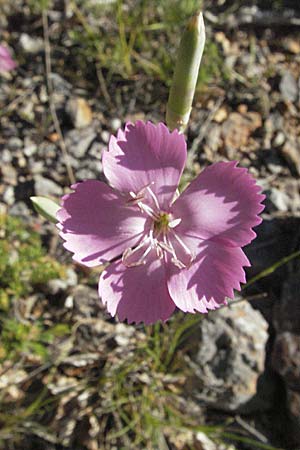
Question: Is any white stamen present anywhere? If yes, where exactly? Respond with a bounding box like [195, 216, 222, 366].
[122, 237, 151, 267]
[171, 257, 186, 269]
[168, 217, 182, 228]
[137, 201, 159, 220]
[170, 230, 193, 257]
[146, 184, 160, 211]
[158, 239, 174, 255]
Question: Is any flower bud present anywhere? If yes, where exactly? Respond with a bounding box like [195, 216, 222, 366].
[30, 196, 60, 223]
[166, 11, 205, 133]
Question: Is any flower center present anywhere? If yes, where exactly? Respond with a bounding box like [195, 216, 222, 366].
[123, 184, 194, 269]
[153, 212, 170, 235]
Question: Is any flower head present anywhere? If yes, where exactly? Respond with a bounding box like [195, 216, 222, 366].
[0, 45, 17, 73]
[57, 121, 265, 325]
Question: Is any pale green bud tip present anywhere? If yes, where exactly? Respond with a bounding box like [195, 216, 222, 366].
[166, 11, 206, 133]
[30, 196, 60, 224]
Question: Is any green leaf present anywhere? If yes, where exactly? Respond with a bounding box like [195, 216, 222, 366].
[30, 196, 60, 224]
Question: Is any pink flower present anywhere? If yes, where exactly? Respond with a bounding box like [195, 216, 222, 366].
[0, 45, 17, 73]
[57, 121, 265, 325]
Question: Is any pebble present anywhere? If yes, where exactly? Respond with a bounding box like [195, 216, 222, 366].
[273, 131, 285, 147]
[281, 140, 300, 175]
[110, 117, 122, 131]
[190, 300, 269, 412]
[101, 130, 110, 144]
[1, 164, 17, 185]
[8, 137, 23, 150]
[9, 201, 31, 220]
[0, 149, 13, 163]
[20, 33, 44, 54]
[267, 187, 290, 212]
[49, 73, 72, 95]
[279, 71, 298, 102]
[47, 279, 68, 295]
[3, 186, 15, 205]
[66, 268, 78, 287]
[34, 176, 63, 196]
[76, 168, 97, 180]
[17, 155, 27, 168]
[0, 202, 7, 215]
[28, 160, 44, 175]
[23, 143, 37, 157]
[65, 127, 96, 158]
[66, 97, 93, 129]
[88, 141, 102, 158]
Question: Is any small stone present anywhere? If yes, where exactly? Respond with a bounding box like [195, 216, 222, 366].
[189, 300, 269, 412]
[3, 186, 15, 205]
[194, 432, 235, 450]
[66, 268, 78, 287]
[0, 149, 13, 163]
[47, 279, 68, 295]
[20, 33, 44, 54]
[283, 38, 300, 54]
[28, 160, 44, 175]
[273, 131, 285, 147]
[34, 176, 63, 196]
[17, 155, 27, 168]
[23, 143, 37, 157]
[49, 73, 72, 93]
[267, 188, 290, 212]
[9, 202, 31, 220]
[39, 85, 48, 103]
[66, 97, 93, 129]
[110, 117, 122, 131]
[101, 130, 110, 144]
[281, 140, 300, 175]
[222, 111, 262, 151]
[65, 127, 96, 158]
[1, 164, 17, 185]
[206, 124, 221, 152]
[8, 137, 22, 150]
[88, 141, 102, 158]
[213, 106, 228, 123]
[0, 203, 7, 215]
[279, 71, 298, 102]
[65, 295, 74, 309]
[72, 285, 105, 318]
[114, 324, 135, 346]
[76, 168, 97, 180]
[19, 101, 35, 122]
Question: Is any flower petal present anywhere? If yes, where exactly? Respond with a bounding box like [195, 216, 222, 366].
[103, 121, 187, 209]
[172, 161, 265, 248]
[99, 252, 175, 325]
[57, 180, 147, 267]
[0, 45, 17, 72]
[167, 240, 250, 313]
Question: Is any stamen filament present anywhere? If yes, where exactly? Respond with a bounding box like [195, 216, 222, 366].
[170, 230, 193, 256]
[146, 184, 160, 211]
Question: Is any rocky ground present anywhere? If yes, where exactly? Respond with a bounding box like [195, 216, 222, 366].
[1, 1, 300, 449]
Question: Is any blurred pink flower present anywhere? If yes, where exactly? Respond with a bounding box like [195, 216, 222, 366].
[0, 45, 17, 72]
[57, 121, 265, 325]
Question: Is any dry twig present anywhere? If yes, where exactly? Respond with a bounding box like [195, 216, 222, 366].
[42, 9, 75, 185]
